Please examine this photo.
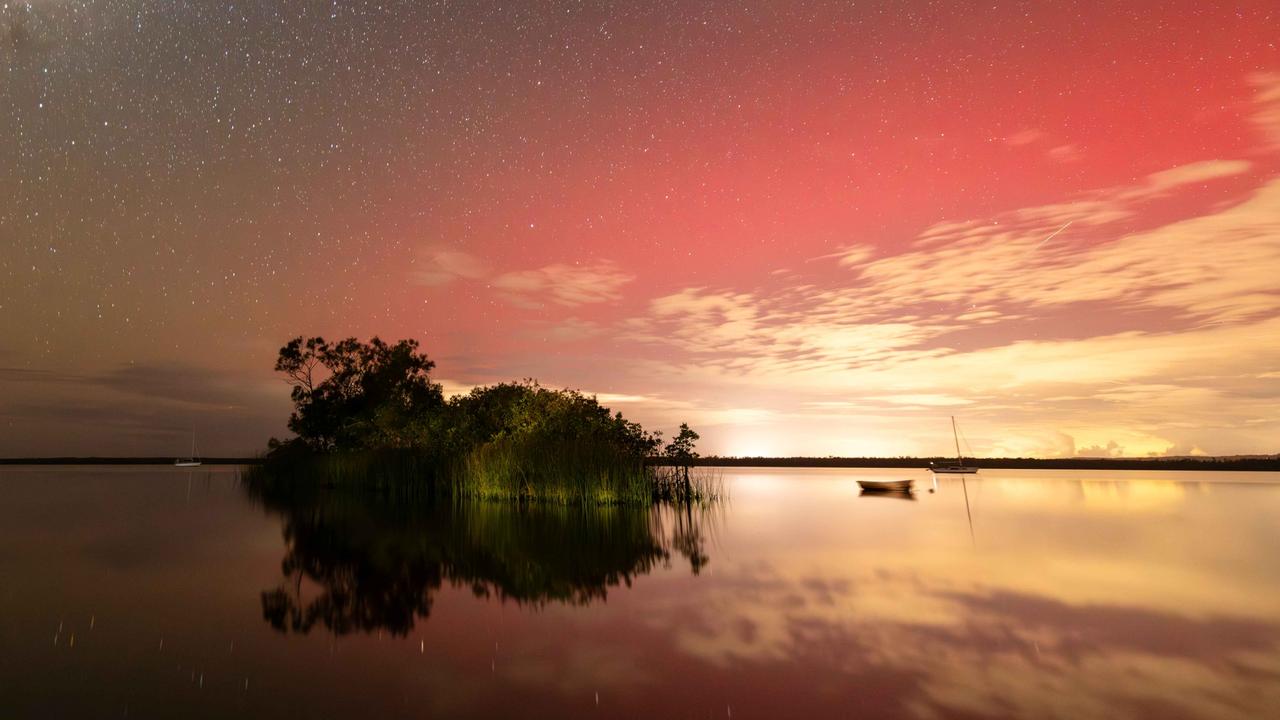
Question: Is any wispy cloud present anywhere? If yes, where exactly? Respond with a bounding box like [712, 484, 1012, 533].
[612, 149, 1280, 456]
[410, 249, 633, 307]
[492, 261, 633, 307]
[410, 247, 489, 287]
[1250, 71, 1280, 150]
[1004, 129, 1046, 147]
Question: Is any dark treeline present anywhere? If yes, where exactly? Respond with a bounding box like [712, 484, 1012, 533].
[668, 456, 1280, 472]
[0, 457, 264, 465]
[259, 336, 710, 504]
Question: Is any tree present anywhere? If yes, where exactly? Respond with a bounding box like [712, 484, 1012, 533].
[664, 423, 700, 494]
[664, 423, 700, 463]
[274, 336, 443, 451]
[442, 380, 662, 459]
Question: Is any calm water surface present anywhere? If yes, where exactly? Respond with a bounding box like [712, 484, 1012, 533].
[2, 466, 1278, 719]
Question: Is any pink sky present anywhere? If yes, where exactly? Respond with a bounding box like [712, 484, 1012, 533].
[1, 2, 1277, 456]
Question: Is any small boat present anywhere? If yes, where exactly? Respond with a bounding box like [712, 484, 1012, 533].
[930, 416, 978, 474]
[860, 488, 917, 501]
[175, 430, 202, 467]
[857, 479, 914, 493]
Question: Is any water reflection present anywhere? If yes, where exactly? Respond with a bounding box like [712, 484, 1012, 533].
[3, 467, 1278, 719]
[658, 470, 1280, 719]
[246, 481, 713, 637]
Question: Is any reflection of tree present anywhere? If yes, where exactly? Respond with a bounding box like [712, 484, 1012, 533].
[246, 481, 711, 636]
[671, 505, 710, 575]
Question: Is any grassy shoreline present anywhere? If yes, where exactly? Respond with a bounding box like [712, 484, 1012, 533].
[241, 445, 721, 506]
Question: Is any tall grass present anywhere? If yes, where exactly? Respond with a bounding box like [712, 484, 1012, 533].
[244, 449, 443, 502]
[248, 436, 721, 507]
[453, 435, 651, 504]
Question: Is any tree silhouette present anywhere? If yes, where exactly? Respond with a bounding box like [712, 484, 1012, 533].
[664, 423, 700, 494]
[274, 336, 443, 451]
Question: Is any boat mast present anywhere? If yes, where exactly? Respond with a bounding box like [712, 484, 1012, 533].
[951, 416, 962, 463]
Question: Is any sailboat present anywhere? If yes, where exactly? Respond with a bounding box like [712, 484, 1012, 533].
[175, 431, 202, 467]
[930, 416, 978, 474]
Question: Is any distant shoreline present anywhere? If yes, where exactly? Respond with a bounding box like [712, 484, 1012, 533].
[0, 457, 264, 466]
[663, 456, 1280, 472]
[3, 455, 1277, 471]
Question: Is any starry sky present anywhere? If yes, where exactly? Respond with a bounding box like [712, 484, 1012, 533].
[2, 1, 1278, 457]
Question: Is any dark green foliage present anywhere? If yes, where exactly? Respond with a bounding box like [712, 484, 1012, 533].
[274, 336, 443, 452]
[443, 380, 662, 457]
[664, 422, 700, 462]
[268, 337, 708, 505]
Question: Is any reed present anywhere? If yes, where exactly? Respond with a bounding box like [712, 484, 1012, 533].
[451, 435, 651, 505]
[248, 437, 721, 506]
[244, 449, 443, 502]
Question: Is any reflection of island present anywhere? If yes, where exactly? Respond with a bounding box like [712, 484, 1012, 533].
[245, 481, 711, 636]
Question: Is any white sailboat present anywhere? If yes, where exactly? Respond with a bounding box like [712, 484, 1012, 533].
[930, 416, 978, 474]
[175, 431, 202, 467]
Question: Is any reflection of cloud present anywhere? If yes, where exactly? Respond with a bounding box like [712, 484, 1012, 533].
[1078, 480, 1188, 511]
[501, 643, 653, 696]
[643, 556, 1280, 720]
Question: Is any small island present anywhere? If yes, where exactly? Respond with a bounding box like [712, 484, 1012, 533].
[253, 335, 713, 506]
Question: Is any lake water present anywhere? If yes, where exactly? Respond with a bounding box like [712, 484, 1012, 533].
[2, 466, 1278, 719]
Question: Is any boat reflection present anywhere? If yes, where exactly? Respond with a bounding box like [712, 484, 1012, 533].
[245, 481, 713, 637]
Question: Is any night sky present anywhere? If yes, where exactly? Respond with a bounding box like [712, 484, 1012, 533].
[2, 1, 1278, 457]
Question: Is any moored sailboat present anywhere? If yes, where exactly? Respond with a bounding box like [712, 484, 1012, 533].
[175, 431, 202, 467]
[930, 416, 978, 474]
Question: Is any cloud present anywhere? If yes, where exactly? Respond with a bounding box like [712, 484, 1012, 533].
[844, 174, 1280, 326]
[1047, 143, 1082, 163]
[492, 261, 633, 307]
[410, 247, 488, 287]
[614, 156, 1280, 455]
[1076, 440, 1124, 458]
[1, 363, 273, 410]
[0, 363, 287, 455]
[1135, 159, 1252, 196]
[96, 363, 271, 408]
[437, 378, 479, 398]
[543, 318, 606, 341]
[1004, 129, 1045, 147]
[1250, 71, 1280, 150]
[410, 249, 633, 307]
